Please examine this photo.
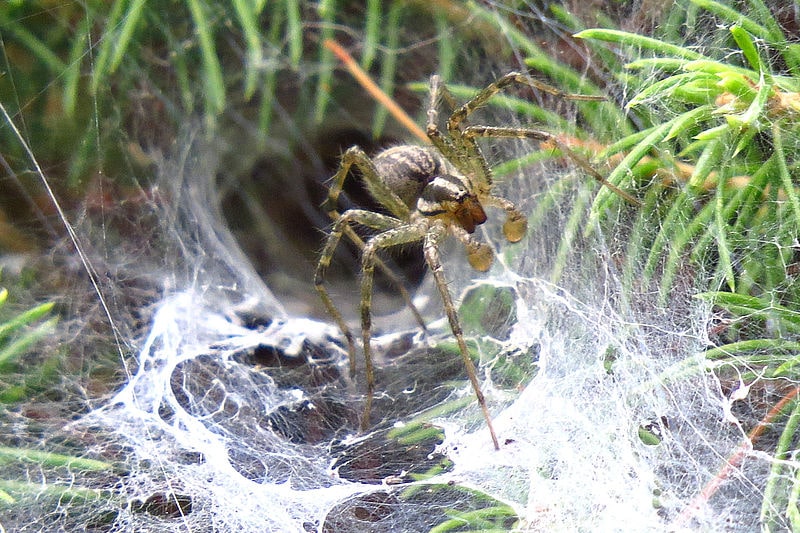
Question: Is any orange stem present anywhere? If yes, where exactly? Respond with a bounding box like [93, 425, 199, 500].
[324, 39, 429, 143]
[673, 386, 800, 527]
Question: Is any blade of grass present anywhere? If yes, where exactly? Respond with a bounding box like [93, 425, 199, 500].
[588, 119, 677, 230]
[63, 14, 91, 117]
[772, 123, 800, 224]
[186, 0, 225, 118]
[313, 0, 336, 123]
[435, 11, 455, 83]
[0, 317, 57, 368]
[689, 0, 775, 42]
[0, 302, 54, 344]
[0, 10, 66, 74]
[259, 2, 286, 133]
[232, 0, 263, 99]
[659, 199, 716, 304]
[371, 1, 403, 138]
[711, 145, 736, 292]
[0, 446, 114, 471]
[284, 0, 302, 67]
[361, 0, 381, 70]
[575, 28, 707, 61]
[91, 0, 146, 94]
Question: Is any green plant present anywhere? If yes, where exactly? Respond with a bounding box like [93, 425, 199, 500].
[0, 284, 115, 507]
[576, 1, 800, 528]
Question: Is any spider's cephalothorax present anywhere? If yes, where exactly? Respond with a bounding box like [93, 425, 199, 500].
[375, 145, 489, 240]
[315, 71, 615, 450]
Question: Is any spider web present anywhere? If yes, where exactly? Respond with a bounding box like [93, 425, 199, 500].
[0, 1, 782, 531]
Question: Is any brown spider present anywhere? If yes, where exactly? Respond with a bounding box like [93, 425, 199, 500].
[315, 72, 624, 450]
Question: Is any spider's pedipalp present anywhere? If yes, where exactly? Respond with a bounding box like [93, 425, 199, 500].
[480, 195, 528, 243]
[451, 225, 494, 272]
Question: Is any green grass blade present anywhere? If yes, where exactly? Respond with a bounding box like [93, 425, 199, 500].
[284, 0, 302, 67]
[772, 123, 800, 225]
[575, 28, 707, 61]
[0, 302, 54, 344]
[713, 160, 735, 292]
[91, 0, 146, 94]
[761, 398, 800, 528]
[0, 317, 57, 368]
[588, 119, 676, 229]
[361, 0, 380, 70]
[730, 26, 762, 73]
[435, 11, 455, 82]
[63, 14, 91, 117]
[186, 0, 225, 118]
[0, 10, 66, 74]
[689, 0, 774, 41]
[313, 0, 335, 123]
[232, 0, 263, 99]
[371, 1, 403, 138]
[0, 445, 114, 471]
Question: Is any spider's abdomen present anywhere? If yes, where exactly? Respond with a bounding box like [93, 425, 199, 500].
[372, 145, 442, 209]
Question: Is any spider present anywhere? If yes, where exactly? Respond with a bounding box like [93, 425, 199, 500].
[315, 71, 633, 450]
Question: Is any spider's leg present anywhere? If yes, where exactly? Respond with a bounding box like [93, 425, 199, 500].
[428, 74, 459, 123]
[359, 221, 428, 431]
[326, 146, 409, 220]
[464, 125, 641, 206]
[426, 76, 464, 168]
[325, 147, 428, 331]
[447, 71, 604, 134]
[424, 221, 500, 450]
[339, 225, 428, 333]
[315, 209, 404, 378]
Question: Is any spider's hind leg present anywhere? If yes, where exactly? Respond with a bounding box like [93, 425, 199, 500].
[315, 209, 386, 377]
[324, 147, 430, 333]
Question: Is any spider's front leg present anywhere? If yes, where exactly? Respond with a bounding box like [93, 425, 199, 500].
[447, 71, 605, 134]
[424, 220, 500, 450]
[425, 76, 464, 172]
[324, 146, 409, 220]
[464, 125, 640, 206]
[358, 221, 428, 431]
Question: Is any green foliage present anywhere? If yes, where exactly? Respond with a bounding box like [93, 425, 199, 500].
[0, 287, 57, 401]
[0, 1, 447, 191]
[578, 7, 800, 303]
[0, 284, 115, 508]
[398, 483, 519, 533]
[577, 2, 800, 527]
